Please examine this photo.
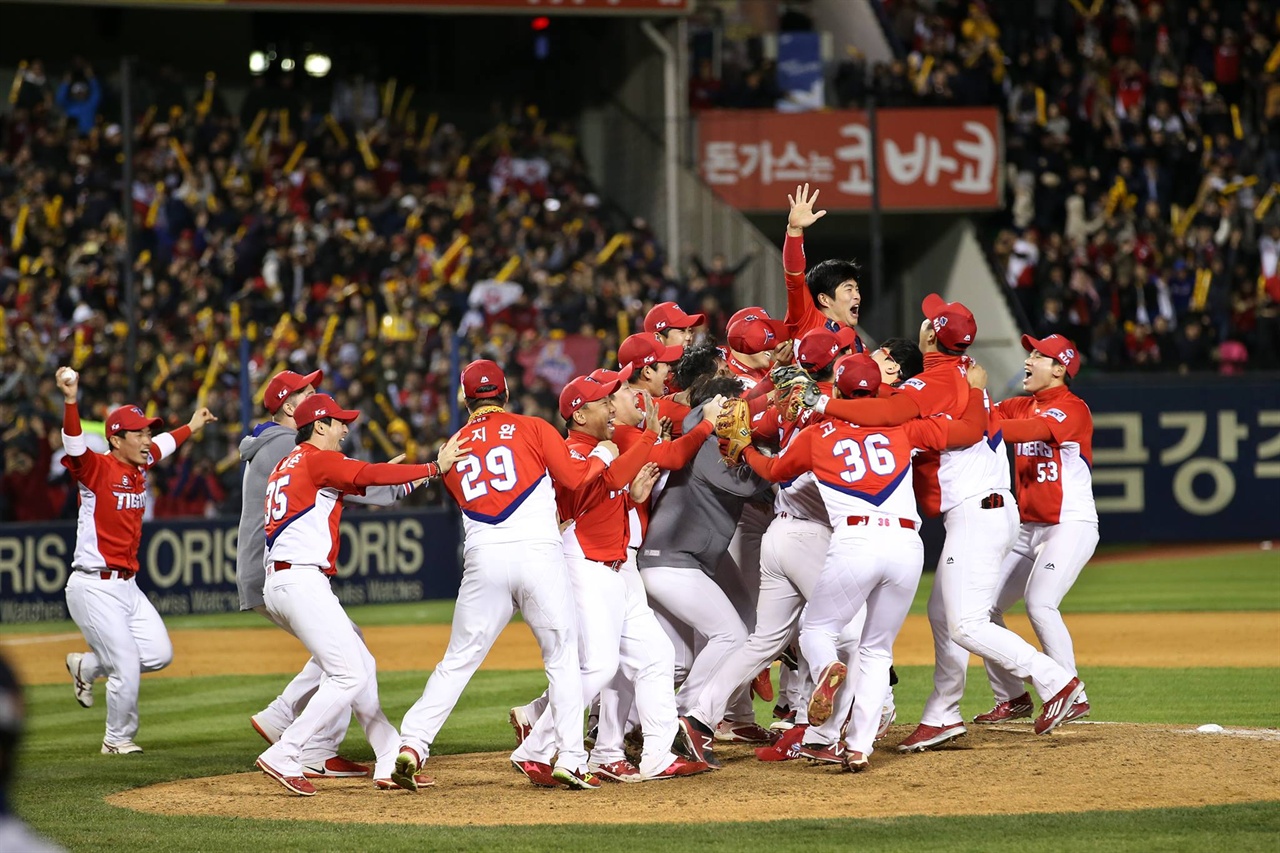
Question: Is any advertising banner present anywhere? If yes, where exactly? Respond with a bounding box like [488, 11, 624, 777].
[698, 107, 1003, 212]
[0, 508, 461, 624]
[774, 32, 824, 113]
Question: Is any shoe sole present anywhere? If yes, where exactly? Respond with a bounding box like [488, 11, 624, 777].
[551, 768, 600, 790]
[256, 758, 315, 796]
[249, 716, 279, 746]
[807, 662, 847, 727]
[797, 750, 843, 765]
[844, 758, 870, 773]
[897, 728, 967, 753]
[390, 753, 420, 792]
[1036, 681, 1086, 735]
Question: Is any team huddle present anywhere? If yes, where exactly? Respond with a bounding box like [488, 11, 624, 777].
[58, 184, 1099, 793]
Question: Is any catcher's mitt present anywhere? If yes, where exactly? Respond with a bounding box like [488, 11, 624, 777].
[770, 363, 812, 392]
[780, 378, 821, 424]
[714, 398, 753, 464]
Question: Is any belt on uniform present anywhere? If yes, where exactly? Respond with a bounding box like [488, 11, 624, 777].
[274, 561, 292, 571]
[596, 558, 625, 572]
[98, 569, 133, 580]
[980, 493, 1006, 509]
[775, 511, 813, 522]
[846, 515, 918, 531]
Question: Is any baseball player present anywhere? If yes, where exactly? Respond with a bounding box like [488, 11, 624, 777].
[976, 335, 1097, 725]
[512, 373, 710, 782]
[238, 368, 413, 779]
[740, 353, 989, 771]
[807, 296, 1085, 747]
[781, 184, 864, 349]
[644, 302, 705, 348]
[255, 393, 460, 796]
[619, 333, 687, 437]
[396, 361, 653, 791]
[56, 365, 217, 754]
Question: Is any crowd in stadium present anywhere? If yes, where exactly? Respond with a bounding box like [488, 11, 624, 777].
[3, 1, 1280, 522]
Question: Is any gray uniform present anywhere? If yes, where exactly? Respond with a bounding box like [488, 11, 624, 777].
[236, 423, 406, 611]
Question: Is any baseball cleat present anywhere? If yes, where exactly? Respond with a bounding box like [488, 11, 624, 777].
[375, 773, 435, 790]
[897, 722, 967, 752]
[256, 757, 316, 796]
[676, 716, 722, 769]
[512, 759, 558, 788]
[66, 653, 93, 708]
[807, 661, 847, 727]
[302, 755, 371, 778]
[508, 707, 532, 746]
[794, 740, 844, 764]
[101, 739, 143, 755]
[391, 748, 423, 791]
[589, 759, 643, 783]
[249, 714, 283, 745]
[973, 692, 1034, 724]
[875, 706, 897, 742]
[584, 724, 598, 751]
[552, 766, 602, 790]
[842, 751, 870, 773]
[1034, 677, 1085, 734]
[770, 705, 797, 732]
[1062, 699, 1091, 724]
[751, 667, 775, 703]
[643, 756, 711, 780]
[714, 720, 778, 744]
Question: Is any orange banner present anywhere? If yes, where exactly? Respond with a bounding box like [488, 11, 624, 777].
[698, 107, 1003, 212]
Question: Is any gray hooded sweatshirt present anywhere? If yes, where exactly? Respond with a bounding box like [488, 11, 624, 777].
[636, 403, 772, 573]
[236, 422, 407, 611]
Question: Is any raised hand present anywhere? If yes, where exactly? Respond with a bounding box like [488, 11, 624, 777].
[643, 393, 661, 434]
[630, 462, 661, 503]
[55, 366, 79, 402]
[187, 407, 218, 433]
[787, 183, 827, 233]
[436, 432, 471, 473]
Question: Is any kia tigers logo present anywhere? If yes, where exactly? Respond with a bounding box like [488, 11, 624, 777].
[656, 321, 668, 329]
[277, 388, 289, 399]
[933, 317, 948, 330]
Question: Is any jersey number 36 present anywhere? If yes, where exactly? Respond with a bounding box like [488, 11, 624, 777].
[832, 434, 894, 484]
[457, 447, 518, 501]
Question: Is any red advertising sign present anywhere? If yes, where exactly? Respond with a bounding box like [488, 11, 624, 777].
[698, 108, 1003, 212]
[53, 0, 690, 11]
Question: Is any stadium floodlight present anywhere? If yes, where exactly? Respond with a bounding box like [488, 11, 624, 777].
[281, 58, 296, 72]
[305, 53, 332, 78]
[249, 51, 268, 75]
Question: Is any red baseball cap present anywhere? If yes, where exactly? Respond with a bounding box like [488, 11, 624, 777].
[922, 293, 977, 351]
[834, 353, 882, 397]
[559, 374, 621, 419]
[644, 302, 705, 334]
[589, 364, 634, 385]
[727, 310, 789, 356]
[795, 329, 842, 371]
[264, 369, 324, 413]
[1022, 333, 1082, 377]
[461, 359, 508, 399]
[618, 334, 683, 370]
[105, 405, 164, 437]
[293, 393, 360, 427]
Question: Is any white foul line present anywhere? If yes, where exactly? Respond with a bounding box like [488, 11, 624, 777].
[0, 633, 83, 646]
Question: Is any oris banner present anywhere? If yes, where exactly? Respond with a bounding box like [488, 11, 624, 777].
[0, 509, 461, 624]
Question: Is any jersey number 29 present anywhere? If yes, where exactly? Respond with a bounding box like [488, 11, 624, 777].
[457, 447, 518, 501]
[833, 434, 894, 483]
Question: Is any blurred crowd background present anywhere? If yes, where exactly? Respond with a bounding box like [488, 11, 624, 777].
[3, 0, 1280, 521]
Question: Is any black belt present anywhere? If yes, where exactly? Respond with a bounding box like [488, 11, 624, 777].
[980, 494, 1005, 509]
[847, 515, 918, 530]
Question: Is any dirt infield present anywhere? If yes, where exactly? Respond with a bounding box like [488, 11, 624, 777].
[11, 611, 1278, 687]
[108, 723, 1280, 826]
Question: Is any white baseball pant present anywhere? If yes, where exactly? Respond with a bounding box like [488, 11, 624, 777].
[258, 567, 398, 778]
[401, 541, 586, 772]
[515, 554, 680, 777]
[798, 521, 923, 755]
[919, 492, 1078, 727]
[984, 521, 1099, 703]
[65, 571, 173, 745]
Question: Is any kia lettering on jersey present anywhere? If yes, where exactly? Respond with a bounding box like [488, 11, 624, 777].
[114, 491, 147, 511]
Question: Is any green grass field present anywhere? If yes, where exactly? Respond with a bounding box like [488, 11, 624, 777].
[8, 547, 1280, 852]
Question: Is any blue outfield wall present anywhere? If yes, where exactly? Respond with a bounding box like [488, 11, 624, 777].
[1, 375, 1277, 623]
[0, 508, 461, 624]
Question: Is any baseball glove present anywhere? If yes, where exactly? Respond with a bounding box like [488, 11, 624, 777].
[770, 363, 812, 392]
[714, 398, 753, 464]
[780, 378, 822, 424]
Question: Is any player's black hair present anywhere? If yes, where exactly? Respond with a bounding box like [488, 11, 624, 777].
[809, 362, 836, 383]
[937, 341, 968, 357]
[295, 418, 334, 444]
[673, 341, 724, 392]
[879, 337, 924, 382]
[806, 258, 861, 308]
[688, 375, 745, 408]
[465, 391, 508, 411]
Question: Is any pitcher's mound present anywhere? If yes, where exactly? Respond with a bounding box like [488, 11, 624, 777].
[108, 724, 1280, 826]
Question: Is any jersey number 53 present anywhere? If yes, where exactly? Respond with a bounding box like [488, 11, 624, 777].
[456, 446, 518, 501]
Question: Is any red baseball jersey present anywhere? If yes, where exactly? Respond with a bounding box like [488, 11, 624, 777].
[993, 387, 1097, 525]
[442, 410, 613, 552]
[62, 423, 187, 574]
[558, 431, 636, 564]
[725, 353, 768, 391]
[747, 417, 952, 528]
[264, 443, 391, 573]
[782, 231, 864, 349]
[772, 383, 835, 523]
[657, 395, 691, 439]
